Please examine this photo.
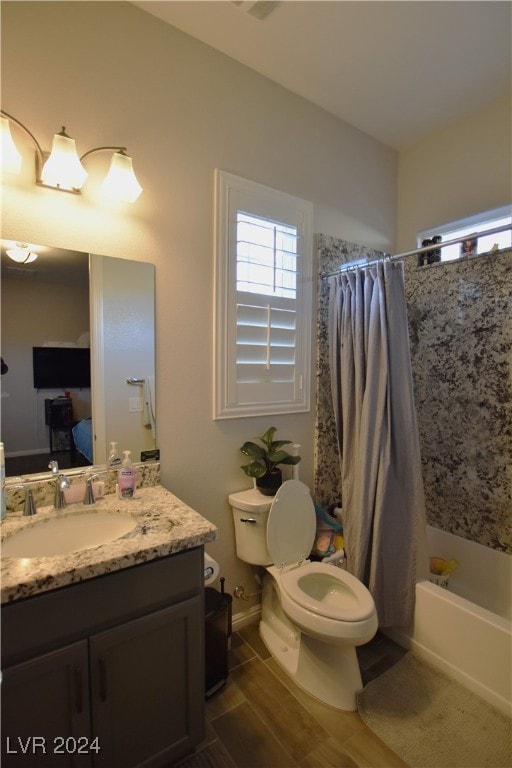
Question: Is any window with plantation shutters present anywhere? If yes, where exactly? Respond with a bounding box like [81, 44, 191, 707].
[214, 170, 313, 419]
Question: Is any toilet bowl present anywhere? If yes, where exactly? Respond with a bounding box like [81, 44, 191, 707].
[229, 480, 378, 710]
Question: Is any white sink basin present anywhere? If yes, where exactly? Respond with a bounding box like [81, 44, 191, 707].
[2, 511, 137, 558]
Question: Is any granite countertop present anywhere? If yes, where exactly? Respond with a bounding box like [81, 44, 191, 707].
[1, 485, 217, 604]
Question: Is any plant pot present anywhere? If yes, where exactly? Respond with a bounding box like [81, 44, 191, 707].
[256, 468, 282, 496]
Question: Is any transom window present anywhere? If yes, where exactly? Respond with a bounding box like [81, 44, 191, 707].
[418, 206, 511, 262]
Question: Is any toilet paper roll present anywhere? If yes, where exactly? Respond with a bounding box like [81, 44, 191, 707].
[204, 552, 220, 585]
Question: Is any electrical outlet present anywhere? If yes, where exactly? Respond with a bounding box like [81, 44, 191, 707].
[129, 397, 143, 412]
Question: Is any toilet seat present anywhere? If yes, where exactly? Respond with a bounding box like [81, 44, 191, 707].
[266, 481, 374, 623]
[280, 562, 375, 622]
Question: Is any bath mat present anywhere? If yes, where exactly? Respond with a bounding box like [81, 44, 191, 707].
[357, 652, 511, 768]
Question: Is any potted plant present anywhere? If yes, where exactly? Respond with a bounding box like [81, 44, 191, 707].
[240, 426, 301, 496]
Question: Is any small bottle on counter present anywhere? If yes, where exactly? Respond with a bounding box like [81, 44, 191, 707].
[108, 441, 121, 467]
[118, 450, 137, 499]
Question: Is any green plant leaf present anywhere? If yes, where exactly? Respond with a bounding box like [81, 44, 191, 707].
[268, 450, 300, 465]
[240, 459, 267, 478]
[260, 426, 277, 448]
[277, 454, 301, 465]
[269, 440, 293, 450]
[240, 441, 266, 459]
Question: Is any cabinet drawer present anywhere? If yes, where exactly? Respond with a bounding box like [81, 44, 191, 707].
[2, 548, 203, 666]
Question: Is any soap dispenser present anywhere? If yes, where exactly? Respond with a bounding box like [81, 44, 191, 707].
[118, 451, 137, 499]
[108, 442, 121, 467]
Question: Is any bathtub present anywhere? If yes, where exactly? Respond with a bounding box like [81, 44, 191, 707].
[385, 526, 512, 716]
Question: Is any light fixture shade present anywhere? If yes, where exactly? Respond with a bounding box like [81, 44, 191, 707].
[6, 243, 38, 264]
[1, 117, 23, 174]
[100, 151, 143, 203]
[41, 130, 88, 190]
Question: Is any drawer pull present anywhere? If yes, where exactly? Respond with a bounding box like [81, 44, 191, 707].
[99, 659, 108, 702]
[74, 668, 83, 713]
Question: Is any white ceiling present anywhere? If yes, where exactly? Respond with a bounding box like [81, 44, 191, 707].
[132, 0, 511, 150]
[1, 240, 88, 286]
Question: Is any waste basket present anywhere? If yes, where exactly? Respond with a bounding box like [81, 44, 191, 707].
[204, 580, 232, 698]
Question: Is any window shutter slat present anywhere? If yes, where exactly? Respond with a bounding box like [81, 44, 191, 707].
[236, 363, 296, 383]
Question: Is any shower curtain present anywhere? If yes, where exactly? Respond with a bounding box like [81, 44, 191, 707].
[328, 260, 427, 627]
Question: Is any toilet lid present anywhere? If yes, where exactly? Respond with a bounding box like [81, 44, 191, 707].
[267, 480, 316, 568]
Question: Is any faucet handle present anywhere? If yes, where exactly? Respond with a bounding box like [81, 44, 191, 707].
[48, 460, 59, 474]
[83, 473, 100, 505]
[24, 487, 37, 517]
[54, 473, 70, 510]
[13, 483, 38, 516]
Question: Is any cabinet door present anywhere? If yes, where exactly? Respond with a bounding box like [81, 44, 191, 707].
[1, 640, 92, 768]
[90, 597, 204, 768]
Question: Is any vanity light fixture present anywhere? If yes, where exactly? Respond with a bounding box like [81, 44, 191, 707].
[1, 116, 23, 174]
[0, 110, 142, 203]
[6, 242, 38, 264]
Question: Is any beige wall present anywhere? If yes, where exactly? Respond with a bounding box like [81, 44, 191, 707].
[396, 94, 512, 251]
[1, 1, 398, 612]
[1, 277, 90, 454]
[90, 255, 156, 465]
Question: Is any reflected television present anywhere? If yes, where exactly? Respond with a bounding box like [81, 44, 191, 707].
[33, 347, 91, 389]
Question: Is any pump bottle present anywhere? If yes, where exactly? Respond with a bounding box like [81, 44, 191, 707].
[108, 442, 121, 467]
[118, 450, 137, 499]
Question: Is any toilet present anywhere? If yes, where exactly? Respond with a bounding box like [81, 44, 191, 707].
[229, 479, 378, 710]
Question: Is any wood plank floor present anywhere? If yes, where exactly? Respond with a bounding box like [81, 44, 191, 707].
[175, 626, 408, 768]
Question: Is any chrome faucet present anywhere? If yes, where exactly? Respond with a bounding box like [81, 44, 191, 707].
[48, 461, 70, 510]
[83, 473, 100, 505]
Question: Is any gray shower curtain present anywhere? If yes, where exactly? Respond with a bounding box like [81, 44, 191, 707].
[328, 260, 427, 627]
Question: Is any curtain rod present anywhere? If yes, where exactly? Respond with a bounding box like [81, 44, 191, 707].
[320, 223, 511, 279]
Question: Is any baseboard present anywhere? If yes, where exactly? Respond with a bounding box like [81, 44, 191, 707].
[5, 448, 48, 458]
[232, 604, 261, 633]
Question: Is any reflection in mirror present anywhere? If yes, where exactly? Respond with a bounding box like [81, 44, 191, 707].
[1, 241, 156, 477]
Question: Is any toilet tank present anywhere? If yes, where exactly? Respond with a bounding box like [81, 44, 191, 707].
[228, 488, 273, 566]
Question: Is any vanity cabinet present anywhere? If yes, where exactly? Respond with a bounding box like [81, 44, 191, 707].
[1, 548, 204, 768]
[2, 641, 91, 767]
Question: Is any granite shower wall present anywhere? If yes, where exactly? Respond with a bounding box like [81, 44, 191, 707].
[314, 235, 383, 511]
[314, 234, 512, 555]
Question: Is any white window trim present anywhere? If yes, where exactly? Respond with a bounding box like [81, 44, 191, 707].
[213, 170, 313, 420]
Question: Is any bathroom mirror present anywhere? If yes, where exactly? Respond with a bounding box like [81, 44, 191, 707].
[1, 241, 156, 477]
